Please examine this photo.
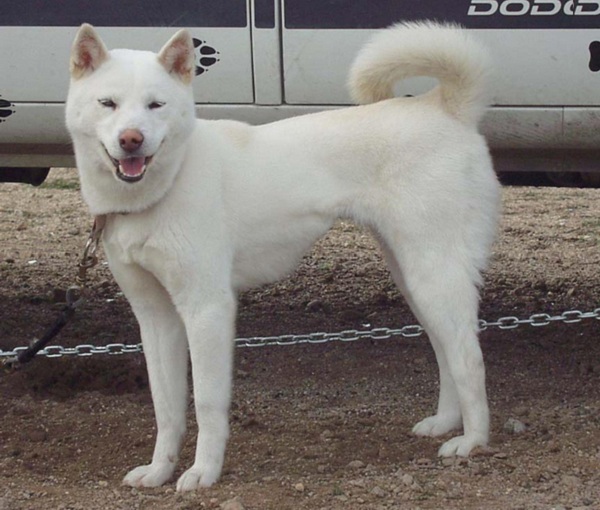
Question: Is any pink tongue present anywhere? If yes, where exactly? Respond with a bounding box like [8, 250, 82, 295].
[119, 157, 146, 176]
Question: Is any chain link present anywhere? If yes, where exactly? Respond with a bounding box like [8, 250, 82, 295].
[1, 308, 598, 361]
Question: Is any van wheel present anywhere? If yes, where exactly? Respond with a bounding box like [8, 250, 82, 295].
[580, 173, 600, 187]
[0, 168, 50, 186]
[545, 172, 586, 187]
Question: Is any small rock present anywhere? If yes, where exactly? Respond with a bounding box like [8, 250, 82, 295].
[471, 446, 500, 457]
[305, 300, 324, 312]
[220, 497, 245, 510]
[493, 452, 508, 460]
[504, 418, 527, 434]
[98, 480, 108, 487]
[348, 460, 365, 470]
[321, 430, 334, 441]
[349, 479, 366, 488]
[560, 474, 582, 487]
[294, 483, 305, 493]
[371, 486, 386, 498]
[401, 473, 414, 486]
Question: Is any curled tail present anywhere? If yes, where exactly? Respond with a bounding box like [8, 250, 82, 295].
[348, 21, 493, 126]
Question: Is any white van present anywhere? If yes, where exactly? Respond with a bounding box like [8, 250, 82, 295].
[1, 0, 599, 184]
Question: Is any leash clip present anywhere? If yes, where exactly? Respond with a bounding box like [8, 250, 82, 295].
[77, 215, 105, 287]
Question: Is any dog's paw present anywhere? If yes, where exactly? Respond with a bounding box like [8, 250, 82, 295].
[412, 414, 462, 437]
[122, 462, 175, 488]
[438, 434, 487, 458]
[176, 463, 221, 492]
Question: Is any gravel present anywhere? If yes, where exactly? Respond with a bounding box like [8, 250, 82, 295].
[0, 169, 599, 509]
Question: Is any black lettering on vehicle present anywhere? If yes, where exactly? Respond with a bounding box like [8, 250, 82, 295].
[468, 0, 600, 16]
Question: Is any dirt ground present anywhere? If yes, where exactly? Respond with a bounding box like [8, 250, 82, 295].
[0, 169, 599, 510]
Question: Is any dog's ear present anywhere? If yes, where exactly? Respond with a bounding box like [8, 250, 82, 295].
[70, 24, 109, 80]
[158, 29, 195, 84]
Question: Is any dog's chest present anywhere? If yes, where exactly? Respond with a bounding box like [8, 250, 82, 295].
[102, 218, 152, 265]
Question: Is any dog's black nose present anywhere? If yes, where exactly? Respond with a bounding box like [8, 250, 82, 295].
[119, 129, 144, 152]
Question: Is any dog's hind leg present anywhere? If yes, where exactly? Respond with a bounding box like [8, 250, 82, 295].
[378, 237, 463, 436]
[111, 262, 190, 488]
[376, 231, 489, 456]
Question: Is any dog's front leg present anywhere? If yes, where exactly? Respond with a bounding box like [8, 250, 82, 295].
[110, 262, 190, 488]
[175, 295, 237, 491]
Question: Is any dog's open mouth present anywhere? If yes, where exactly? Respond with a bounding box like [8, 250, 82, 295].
[103, 147, 153, 183]
[115, 156, 153, 183]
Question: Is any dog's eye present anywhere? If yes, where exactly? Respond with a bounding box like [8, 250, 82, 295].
[98, 98, 117, 109]
[148, 101, 165, 110]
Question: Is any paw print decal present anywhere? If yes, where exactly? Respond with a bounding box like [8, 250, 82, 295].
[0, 96, 15, 123]
[589, 41, 600, 72]
[193, 39, 220, 76]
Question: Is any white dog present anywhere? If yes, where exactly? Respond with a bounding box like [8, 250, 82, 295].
[65, 21, 500, 491]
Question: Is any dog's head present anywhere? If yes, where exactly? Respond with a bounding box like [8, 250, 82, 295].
[66, 25, 197, 214]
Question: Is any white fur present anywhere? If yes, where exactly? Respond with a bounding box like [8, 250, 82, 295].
[65, 21, 501, 491]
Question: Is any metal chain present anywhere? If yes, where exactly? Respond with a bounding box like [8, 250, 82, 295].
[1, 308, 598, 360]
